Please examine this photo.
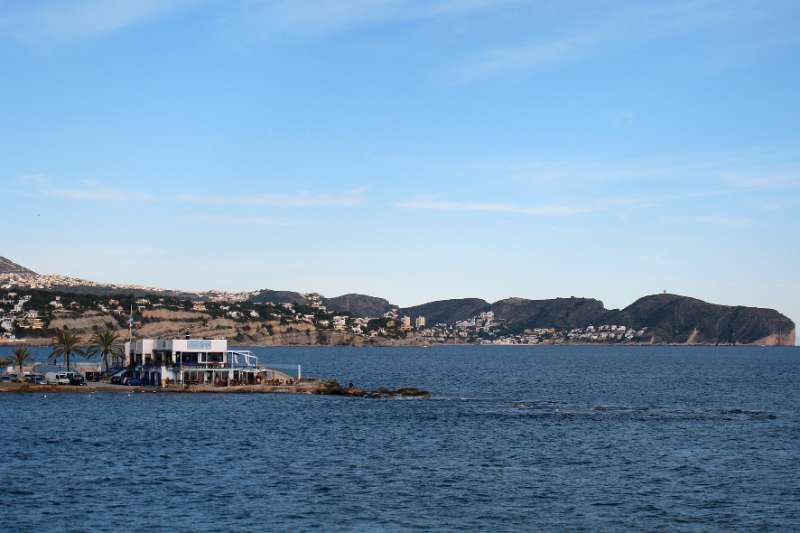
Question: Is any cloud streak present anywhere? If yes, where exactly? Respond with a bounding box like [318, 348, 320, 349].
[45, 182, 156, 202]
[449, 0, 784, 82]
[720, 171, 800, 189]
[179, 188, 367, 207]
[452, 33, 595, 83]
[180, 214, 295, 227]
[397, 198, 593, 216]
[242, 0, 523, 37]
[664, 215, 752, 227]
[1, 0, 203, 40]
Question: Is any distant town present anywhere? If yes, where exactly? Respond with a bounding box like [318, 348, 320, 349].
[0, 271, 650, 346]
[0, 256, 793, 347]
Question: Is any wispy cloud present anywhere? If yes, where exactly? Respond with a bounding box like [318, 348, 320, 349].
[180, 214, 295, 227]
[17, 174, 50, 186]
[397, 198, 593, 216]
[452, 33, 595, 83]
[237, 0, 522, 38]
[44, 181, 156, 202]
[664, 215, 753, 227]
[0, 0, 202, 40]
[720, 171, 800, 189]
[449, 1, 785, 82]
[502, 149, 800, 198]
[179, 188, 367, 207]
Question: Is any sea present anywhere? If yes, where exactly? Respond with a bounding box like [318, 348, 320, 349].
[2, 345, 799, 532]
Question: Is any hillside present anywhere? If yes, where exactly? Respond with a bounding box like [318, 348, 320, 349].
[247, 289, 309, 306]
[491, 297, 608, 332]
[607, 293, 796, 345]
[401, 298, 491, 325]
[0, 255, 794, 346]
[324, 294, 392, 317]
[0, 256, 36, 276]
[488, 293, 794, 345]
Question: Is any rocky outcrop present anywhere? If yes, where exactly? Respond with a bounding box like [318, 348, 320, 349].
[605, 294, 795, 345]
[753, 329, 796, 346]
[313, 380, 429, 398]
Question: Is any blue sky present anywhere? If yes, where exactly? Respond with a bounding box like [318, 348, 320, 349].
[1, 0, 798, 324]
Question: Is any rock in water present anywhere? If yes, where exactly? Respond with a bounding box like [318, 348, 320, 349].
[314, 380, 429, 399]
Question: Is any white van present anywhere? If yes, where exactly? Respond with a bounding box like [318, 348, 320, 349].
[45, 371, 75, 385]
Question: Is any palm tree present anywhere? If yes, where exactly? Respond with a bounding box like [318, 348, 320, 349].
[13, 345, 32, 381]
[50, 328, 84, 370]
[87, 328, 122, 372]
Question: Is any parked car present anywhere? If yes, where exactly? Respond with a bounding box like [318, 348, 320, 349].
[1, 375, 13, 383]
[110, 369, 131, 385]
[69, 374, 86, 386]
[45, 371, 76, 385]
[124, 378, 143, 386]
[24, 374, 47, 385]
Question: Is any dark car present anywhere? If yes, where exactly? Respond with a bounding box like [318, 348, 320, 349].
[85, 371, 103, 382]
[69, 374, 87, 386]
[125, 378, 143, 386]
[110, 370, 131, 385]
[25, 374, 47, 385]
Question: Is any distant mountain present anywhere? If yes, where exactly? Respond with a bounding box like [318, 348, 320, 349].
[1, 253, 793, 345]
[401, 298, 491, 325]
[0, 256, 37, 276]
[247, 289, 309, 306]
[606, 293, 795, 345]
[47, 285, 197, 299]
[324, 294, 392, 317]
[487, 293, 794, 345]
[492, 297, 608, 332]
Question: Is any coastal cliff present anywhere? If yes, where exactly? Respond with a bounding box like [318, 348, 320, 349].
[605, 294, 795, 345]
[394, 293, 795, 346]
[0, 268, 794, 346]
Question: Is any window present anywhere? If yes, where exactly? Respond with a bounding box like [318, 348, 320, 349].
[205, 352, 224, 363]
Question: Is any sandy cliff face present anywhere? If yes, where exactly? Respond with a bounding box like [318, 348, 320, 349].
[753, 328, 796, 346]
[49, 312, 120, 332]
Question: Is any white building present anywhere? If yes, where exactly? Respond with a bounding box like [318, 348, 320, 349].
[415, 315, 426, 329]
[124, 337, 291, 387]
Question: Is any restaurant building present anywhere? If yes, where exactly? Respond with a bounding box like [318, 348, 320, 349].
[124, 337, 291, 386]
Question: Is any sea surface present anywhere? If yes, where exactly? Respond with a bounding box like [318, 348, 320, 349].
[2, 345, 799, 532]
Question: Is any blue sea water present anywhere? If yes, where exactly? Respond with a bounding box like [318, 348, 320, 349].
[2, 345, 799, 532]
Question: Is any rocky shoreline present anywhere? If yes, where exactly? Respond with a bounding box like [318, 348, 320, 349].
[0, 379, 430, 398]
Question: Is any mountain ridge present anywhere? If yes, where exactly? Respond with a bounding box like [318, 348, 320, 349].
[0, 256, 37, 276]
[0, 256, 794, 345]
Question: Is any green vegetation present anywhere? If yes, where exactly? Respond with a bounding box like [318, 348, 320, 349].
[13, 345, 31, 379]
[87, 329, 123, 371]
[50, 328, 85, 370]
